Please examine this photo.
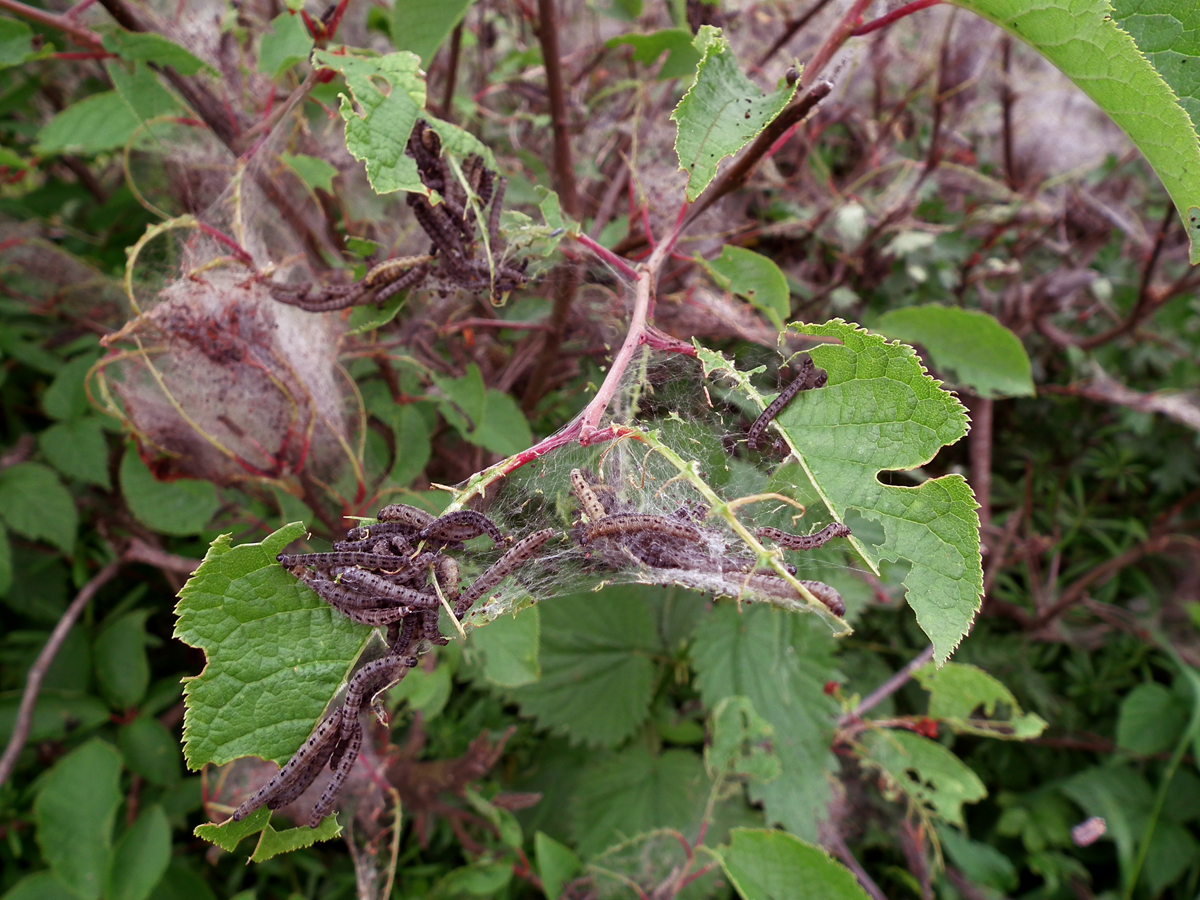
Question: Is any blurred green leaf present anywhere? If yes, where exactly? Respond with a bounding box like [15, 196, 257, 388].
[102, 32, 212, 76]
[42, 352, 100, 421]
[391, 0, 475, 66]
[0, 17, 36, 69]
[705, 695, 781, 783]
[861, 728, 986, 827]
[434, 364, 533, 455]
[106, 805, 171, 900]
[717, 828, 869, 899]
[0, 691, 109, 744]
[95, 610, 151, 710]
[40, 418, 112, 488]
[937, 824, 1019, 892]
[280, 152, 338, 193]
[464, 786, 523, 848]
[0, 522, 10, 596]
[259, 13, 313, 78]
[0, 872, 82, 900]
[607, 29, 701, 80]
[468, 606, 540, 687]
[913, 661, 1047, 739]
[34, 739, 121, 900]
[873, 305, 1035, 399]
[701, 246, 790, 330]
[507, 586, 661, 748]
[120, 716, 182, 786]
[1115, 681, 1188, 754]
[0, 462, 78, 555]
[535, 831, 581, 900]
[120, 447, 219, 537]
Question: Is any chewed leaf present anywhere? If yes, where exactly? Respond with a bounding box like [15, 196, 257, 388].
[947, 0, 1200, 264]
[913, 662, 1047, 740]
[671, 26, 796, 201]
[314, 49, 427, 196]
[861, 728, 986, 827]
[174, 523, 371, 769]
[194, 807, 342, 861]
[697, 320, 982, 663]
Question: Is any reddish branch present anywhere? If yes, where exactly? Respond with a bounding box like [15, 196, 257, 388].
[0, 0, 105, 48]
[851, 0, 941, 36]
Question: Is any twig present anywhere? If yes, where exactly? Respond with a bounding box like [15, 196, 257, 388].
[839, 645, 934, 726]
[799, 0, 874, 90]
[999, 35, 1017, 191]
[535, 0, 579, 218]
[124, 538, 202, 574]
[851, 0, 940, 36]
[0, 0, 105, 47]
[968, 396, 992, 532]
[820, 821, 889, 900]
[0, 561, 121, 787]
[0, 434, 36, 470]
[756, 0, 834, 68]
[440, 23, 464, 120]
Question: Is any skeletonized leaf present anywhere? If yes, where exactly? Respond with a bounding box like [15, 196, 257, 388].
[671, 26, 797, 201]
[174, 523, 371, 768]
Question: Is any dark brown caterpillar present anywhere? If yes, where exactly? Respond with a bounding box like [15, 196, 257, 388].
[232, 708, 343, 821]
[344, 521, 422, 543]
[309, 719, 362, 827]
[336, 570, 438, 607]
[375, 504, 437, 529]
[580, 514, 703, 547]
[278, 551, 418, 571]
[570, 468, 607, 522]
[419, 510, 504, 545]
[736, 573, 845, 616]
[455, 528, 557, 616]
[747, 357, 828, 451]
[756, 523, 851, 551]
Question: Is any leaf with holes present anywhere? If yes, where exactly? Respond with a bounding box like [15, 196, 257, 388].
[698, 319, 982, 663]
[913, 661, 1047, 740]
[173, 522, 371, 769]
[861, 728, 986, 827]
[671, 26, 797, 201]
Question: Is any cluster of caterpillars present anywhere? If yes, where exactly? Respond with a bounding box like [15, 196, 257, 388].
[232, 503, 554, 828]
[269, 120, 528, 311]
[568, 467, 850, 616]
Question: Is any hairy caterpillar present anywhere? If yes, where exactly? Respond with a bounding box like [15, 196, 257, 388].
[570, 468, 608, 522]
[455, 528, 557, 616]
[579, 514, 703, 547]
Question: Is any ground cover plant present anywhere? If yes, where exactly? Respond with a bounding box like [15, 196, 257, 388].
[0, 0, 1199, 897]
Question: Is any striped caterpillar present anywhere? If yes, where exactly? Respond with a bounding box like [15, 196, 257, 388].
[455, 529, 557, 617]
[746, 356, 827, 451]
[570, 468, 608, 522]
[579, 514, 703, 547]
[232, 708, 344, 821]
[756, 523, 851, 551]
[419, 510, 504, 545]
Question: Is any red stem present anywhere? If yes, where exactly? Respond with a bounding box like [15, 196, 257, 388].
[0, 0, 105, 48]
[851, 0, 940, 36]
[572, 233, 639, 280]
[195, 222, 254, 266]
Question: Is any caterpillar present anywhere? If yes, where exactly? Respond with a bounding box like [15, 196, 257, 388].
[344, 521, 422, 543]
[746, 356, 828, 451]
[756, 523, 851, 551]
[336, 570, 438, 607]
[579, 514, 703, 547]
[309, 718, 362, 827]
[734, 573, 845, 616]
[419, 510, 504, 545]
[375, 504, 437, 529]
[455, 528, 557, 617]
[570, 468, 608, 522]
[232, 708, 343, 821]
[278, 551, 418, 572]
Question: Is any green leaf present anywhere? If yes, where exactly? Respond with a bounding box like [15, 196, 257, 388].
[947, 0, 1200, 264]
[705, 695, 782, 783]
[174, 523, 371, 768]
[346, 290, 410, 336]
[102, 31, 212, 76]
[702, 245, 790, 330]
[34, 739, 121, 900]
[106, 805, 171, 900]
[391, 0, 475, 66]
[0, 522, 11, 597]
[258, 13, 313, 78]
[0, 691, 110, 744]
[35, 92, 140, 155]
[464, 786, 523, 848]
[0, 872, 82, 900]
[433, 859, 514, 896]
[506, 585, 662, 747]
[873, 305, 1034, 399]
[606, 29, 702, 80]
[468, 606, 540, 687]
[95, 610, 151, 710]
[380, 403, 431, 486]
[107, 61, 180, 126]
[571, 746, 709, 858]
[0, 462, 78, 555]
[536, 831, 581, 900]
[120, 446, 220, 537]
[1112, 0, 1200, 135]
[913, 661, 1047, 739]
[0, 17, 36, 69]
[1115, 681, 1188, 754]
[717, 828, 869, 900]
[701, 319, 981, 662]
[860, 728, 986, 827]
[119, 716, 182, 786]
[691, 605, 838, 842]
[40, 418, 112, 488]
[670, 26, 797, 201]
[434, 364, 534, 455]
[314, 49, 427, 195]
[42, 352, 99, 421]
[193, 806, 342, 861]
[280, 152, 337, 193]
[936, 825, 1019, 893]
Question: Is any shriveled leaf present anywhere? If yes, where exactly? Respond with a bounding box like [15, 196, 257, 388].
[536, 831, 581, 900]
[468, 606, 540, 687]
[702, 246, 789, 330]
[947, 0, 1200, 264]
[0, 462, 78, 555]
[607, 29, 702, 80]
[34, 739, 121, 900]
[700, 319, 982, 662]
[259, 13, 312, 78]
[507, 586, 662, 748]
[671, 26, 797, 201]
[314, 49, 426, 196]
[874, 304, 1034, 398]
[194, 807, 342, 861]
[717, 828, 869, 900]
[705, 695, 781, 783]
[691, 605, 838, 843]
[174, 523, 371, 768]
[102, 32, 212, 76]
[913, 661, 1047, 739]
[40, 418, 112, 488]
[391, 0, 475, 65]
[571, 746, 709, 857]
[106, 805, 171, 900]
[860, 728, 986, 827]
[120, 447, 220, 537]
